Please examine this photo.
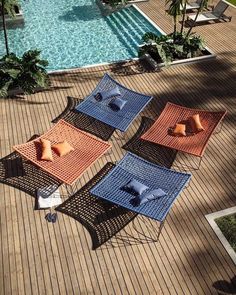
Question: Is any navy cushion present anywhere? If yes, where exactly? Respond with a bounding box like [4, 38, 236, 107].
[139, 188, 166, 205]
[124, 179, 149, 196]
[94, 86, 121, 101]
[109, 97, 127, 111]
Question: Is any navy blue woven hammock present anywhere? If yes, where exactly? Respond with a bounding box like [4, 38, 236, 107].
[75, 73, 153, 132]
[90, 153, 191, 222]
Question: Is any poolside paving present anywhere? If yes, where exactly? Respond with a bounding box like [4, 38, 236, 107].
[0, 0, 236, 294]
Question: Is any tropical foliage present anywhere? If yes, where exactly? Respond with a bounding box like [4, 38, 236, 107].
[1, 0, 19, 16]
[0, 50, 49, 97]
[165, 0, 183, 37]
[139, 0, 209, 66]
[139, 32, 205, 66]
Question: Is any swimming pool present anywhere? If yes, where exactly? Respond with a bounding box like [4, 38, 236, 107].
[0, 0, 163, 71]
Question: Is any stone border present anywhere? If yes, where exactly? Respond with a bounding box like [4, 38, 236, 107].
[205, 206, 236, 265]
[140, 48, 216, 71]
[133, 4, 166, 35]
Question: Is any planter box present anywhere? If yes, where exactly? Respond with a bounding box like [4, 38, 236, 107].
[206, 207, 236, 265]
[140, 47, 216, 71]
[96, 0, 149, 16]
[222, 0, 236, 9]
[0, 8, 24, 27]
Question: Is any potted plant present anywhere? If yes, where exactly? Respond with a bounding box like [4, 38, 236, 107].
[139, 0, 215, 69]
[0, 49, 50, 98]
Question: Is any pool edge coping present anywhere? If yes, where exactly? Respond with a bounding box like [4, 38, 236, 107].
[205, 206, 236, 266]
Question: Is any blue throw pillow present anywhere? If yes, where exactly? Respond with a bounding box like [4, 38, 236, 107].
[94, 86, 121, 101]
[109, 97, 127, 111]
[139, 188, 166, 205]
[124, 179, 149, 196]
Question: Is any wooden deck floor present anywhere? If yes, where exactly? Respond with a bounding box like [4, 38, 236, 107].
[1, 0, 236, 294]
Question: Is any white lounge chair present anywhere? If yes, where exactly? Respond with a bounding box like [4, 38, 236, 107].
[181, 0, 202, 11]
[187, 0, 232, 24]
[168, 0, 208, 13]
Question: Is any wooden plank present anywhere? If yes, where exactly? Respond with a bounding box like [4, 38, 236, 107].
[0, 0, 236, 293]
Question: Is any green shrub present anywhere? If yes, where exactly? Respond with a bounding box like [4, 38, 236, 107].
[0, 49, 49, 97]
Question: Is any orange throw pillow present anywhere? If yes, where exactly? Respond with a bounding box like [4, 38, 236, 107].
[173, 123, 186, 136]
[189, 114, 204, 133]
[41, 139, 53, 161]
[52, 140, 74, 157]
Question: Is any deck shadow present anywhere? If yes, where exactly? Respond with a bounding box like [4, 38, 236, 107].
[0, 135, 62, 198]
[213, 275, 236, 294]
[52, 96, 115, 141]
[122, 116, 177, 168]
[58, 5, 102, 22]
[56, 162, 163, 249]
[99, 214, 162, 249]
[108, 59, 155, 76]
[56, 163, 139, 249]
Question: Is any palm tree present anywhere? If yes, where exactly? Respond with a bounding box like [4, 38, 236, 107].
[180, 0, 187, 34]
[1, 0, 19, 55]
[1, 0, 9, 55]
[185, 0, 208, 37]
[166, 0, 183, 39]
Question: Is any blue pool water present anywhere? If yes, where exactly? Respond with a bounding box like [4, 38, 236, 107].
[0, 0, 162, 71]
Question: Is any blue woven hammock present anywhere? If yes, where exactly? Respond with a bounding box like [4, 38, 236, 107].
[90, 153, 191, 222]
[75, 73, 153, 132]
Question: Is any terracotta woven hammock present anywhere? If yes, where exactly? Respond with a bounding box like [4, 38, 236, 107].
[141, 102, 226, 157]
[13, 120, 111, 185]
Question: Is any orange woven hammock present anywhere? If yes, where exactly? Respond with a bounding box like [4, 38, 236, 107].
[141, 103, 226, 157]
[13, 120, 111, 185]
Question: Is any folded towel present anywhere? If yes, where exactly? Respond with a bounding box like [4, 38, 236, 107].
[124, 179, 149, 196]
[109, 97, 127, 111]
[37, 185, 62, 209]
[94, 86, 121, 101]
[138, 188, 167, 205]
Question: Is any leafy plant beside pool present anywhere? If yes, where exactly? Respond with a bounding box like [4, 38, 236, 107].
[0, 49, 49, 97]
[138, 0, 213, 66]
[215, 214, 236, 252]
[138, 32, 206, 66]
